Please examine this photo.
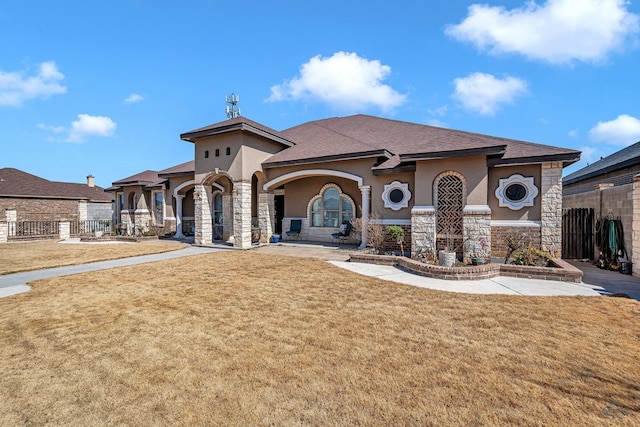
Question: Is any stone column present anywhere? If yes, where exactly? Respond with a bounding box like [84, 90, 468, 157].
[174, 195, 185, 239]
[222, 192, 232, 242]
[5, 209, 16, 237]
[258, 191, 274, 243]
[78, 200, 88, 222]
[194, 184, 212, 245]
[358, 185, 371, 249]
[59, 221, 70, 240]
[541, 162, 563, 256]
[462, 205, 492, 262]
[233, 180, 252, 248]
[0, 221, 7, 243]
[632, 175, 640, 277]
[411, 206, 436, 257]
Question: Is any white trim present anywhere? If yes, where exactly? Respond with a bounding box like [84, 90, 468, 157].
[369, 219, 411, 225]
[263, 169, 363, 190]
[173, 180, 195, 196]
[165, 217, 176, 221]
[463, 205, 492, 213]
[495, 174, 538, 210]
[381, 181, 411, 211]
[411, 205, 435, 214]
[133, 209, 150, 213]
[491, 220, 541, 228]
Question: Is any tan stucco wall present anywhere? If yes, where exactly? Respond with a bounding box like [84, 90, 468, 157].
[488, 165, 542, 221]
[413, 156, 488, 206]
[194, 132, 286, 184]
[265, 158, 415, 220]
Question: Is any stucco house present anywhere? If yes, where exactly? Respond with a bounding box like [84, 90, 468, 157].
[108, 114, 580, 260]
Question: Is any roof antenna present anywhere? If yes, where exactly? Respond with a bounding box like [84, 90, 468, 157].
[225, 93, 241, 119]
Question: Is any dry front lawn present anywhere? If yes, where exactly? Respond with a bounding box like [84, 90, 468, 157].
[0, 239, 187, 275]
[1, 251, 639, 425]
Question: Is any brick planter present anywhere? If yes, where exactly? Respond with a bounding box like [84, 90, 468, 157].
[349, 253, 582, 283]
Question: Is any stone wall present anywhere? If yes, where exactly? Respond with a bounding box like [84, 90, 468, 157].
[541, 162, 563, 256]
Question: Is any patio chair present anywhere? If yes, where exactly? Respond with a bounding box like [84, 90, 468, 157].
[285, 219, 302, 239]
[332, 220, 352, 244]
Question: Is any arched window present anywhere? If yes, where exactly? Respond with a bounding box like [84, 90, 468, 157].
[309, 184, 354, 227]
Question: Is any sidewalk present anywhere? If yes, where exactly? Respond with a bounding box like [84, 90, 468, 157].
[0, 245, 223, 298]
[2, 241, 638, 300]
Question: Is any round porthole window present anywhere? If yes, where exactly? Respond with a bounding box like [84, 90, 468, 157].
[382, 181, 411, 211]
[495, 174, 538, 210]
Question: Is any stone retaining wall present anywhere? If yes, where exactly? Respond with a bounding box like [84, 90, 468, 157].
[349, 253, 582, 283]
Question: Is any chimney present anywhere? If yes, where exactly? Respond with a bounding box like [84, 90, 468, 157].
[87, 175, 95, 187]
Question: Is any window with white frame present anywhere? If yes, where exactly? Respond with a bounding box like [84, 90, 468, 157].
[309, 184, 354, 227]
[153, 191, 164, 224]
[382, 181, 411, 211]
[495, 174, 538, 210]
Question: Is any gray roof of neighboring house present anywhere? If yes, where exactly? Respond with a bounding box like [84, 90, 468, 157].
[0, 168, 112, 202]
[563, 141, 640, 185]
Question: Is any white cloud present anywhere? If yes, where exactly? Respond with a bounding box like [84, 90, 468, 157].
[446, 0, 640, 64]
[451, 72, 528, 115]
[0, 61, 67, 106]
[428, 105, 448, 117]
[124, 93, 144, 104]
[578, 145, 601, 165]
[267, 51, 406, 112]
[588, 114, 640, 145]
[568, 129, 579, 138]
[37, 123, 66, 134]
[66, 114, 117, 143]
[426, 118, 449, 128]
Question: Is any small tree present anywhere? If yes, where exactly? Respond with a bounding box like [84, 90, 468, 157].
[503, 232, 527, 264]
[386, 225, 405, 256]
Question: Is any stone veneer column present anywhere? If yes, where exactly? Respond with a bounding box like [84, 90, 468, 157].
[222, 192, 232, 242]
[233, 180, 252, 248]
[632, 175, 640, 277]
[174, 195, 185, 239]
[5, 209, 16, 237]
[541, 162, 563, 256]
[359, 186, 370, 249]
[258, 191, 274, 243]
[462, 205, 492, 262]
[0, 221, 7, 243]
[411, 206, 436, 257]
[194, 184, 212, 245]
[59, 221, 70, 240]
[78, 200, 88, 222]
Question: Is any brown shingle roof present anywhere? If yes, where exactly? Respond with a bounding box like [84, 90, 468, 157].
[263, 114, 580, 168]
[180, 116, 295, 147]
[112, 170, 161, 186]
[0, 168, 111, 202]
[158, 160, 194, 177]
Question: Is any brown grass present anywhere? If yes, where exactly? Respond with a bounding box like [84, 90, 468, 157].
[0, 240, 187, 275]
[1, 251, 639, 425]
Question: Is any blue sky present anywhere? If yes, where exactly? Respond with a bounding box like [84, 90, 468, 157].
[1, 0, 639, 188]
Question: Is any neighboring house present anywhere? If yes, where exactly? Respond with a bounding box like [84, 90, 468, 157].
[563, 141, 640, 265]
[109, 114, 580, 260]
[0, 167, 112, 223]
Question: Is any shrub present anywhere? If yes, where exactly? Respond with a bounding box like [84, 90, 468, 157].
[512, 246, 552, 267]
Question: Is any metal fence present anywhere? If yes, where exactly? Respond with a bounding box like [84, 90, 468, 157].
[6, 219, 112, 240]
[70, 220, 112, 235]
[7, 221, 60, 239]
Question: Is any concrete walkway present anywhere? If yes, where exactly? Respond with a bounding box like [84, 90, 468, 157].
[1, 240, 639, 300]
[0, 246, 222, 298]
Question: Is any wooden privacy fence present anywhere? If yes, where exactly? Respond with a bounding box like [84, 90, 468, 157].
[562, 208, 594, 260]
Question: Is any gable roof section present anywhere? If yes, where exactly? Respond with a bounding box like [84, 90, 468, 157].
[262, 115, 580, 169]
[112, 170, 161, 186]
[563, 141, 640, 185]
[158, 160, 194, 178]
[0, 168, 111, 202]
[180, 116, 295, 148]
